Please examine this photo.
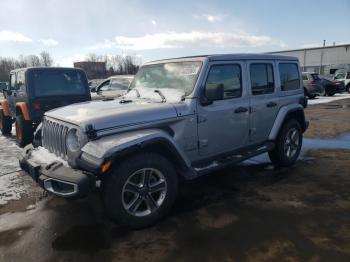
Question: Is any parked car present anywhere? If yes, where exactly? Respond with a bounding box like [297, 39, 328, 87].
[302, 72, 324, 98]
[320, 76, 345, 95]
[20, 54, 308, 228]
[0, 67, 91, 146]
[91, 75, 134, 100]
[334, 69, 350, 93]
[302, 72, 344, 98]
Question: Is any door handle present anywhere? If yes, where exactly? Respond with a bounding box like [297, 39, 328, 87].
[234, 107, 248, 113]
[266, 102, 277, 108]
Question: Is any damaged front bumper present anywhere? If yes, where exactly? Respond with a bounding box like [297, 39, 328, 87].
[19, 145, 95, 198]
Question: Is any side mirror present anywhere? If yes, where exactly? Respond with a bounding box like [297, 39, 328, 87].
[201, 83, 224, 105]
[90, 87, 96, 93]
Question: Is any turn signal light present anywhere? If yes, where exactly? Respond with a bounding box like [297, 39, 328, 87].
[100, 160, 111, 173]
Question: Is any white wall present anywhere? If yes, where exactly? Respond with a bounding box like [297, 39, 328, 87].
[270, 45, 350, 73]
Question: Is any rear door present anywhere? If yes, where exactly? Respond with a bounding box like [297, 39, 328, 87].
[197, 61, 250, 157]
[248, 60, 280, 144]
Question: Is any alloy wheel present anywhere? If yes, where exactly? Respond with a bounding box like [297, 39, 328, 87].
[283, 128, 300, 159]
[122, 168, 167, 217]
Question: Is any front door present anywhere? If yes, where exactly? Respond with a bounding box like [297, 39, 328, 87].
[7, 72, 17, 115]
[248, 61, 280, 144]
[197, 62, 250, 157]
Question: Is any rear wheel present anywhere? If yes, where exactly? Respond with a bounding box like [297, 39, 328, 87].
[15, 115, 33, 147]
[0, 109, 12, 135]
[347, 84, 350, 94]
[102, 152, 178, 229]
[269, 119, 302, 167]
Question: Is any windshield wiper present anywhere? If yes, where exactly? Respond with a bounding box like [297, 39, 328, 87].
[154, 89, 166, 102]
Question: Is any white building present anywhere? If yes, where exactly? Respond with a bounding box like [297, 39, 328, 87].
[268, 44, 350, 75]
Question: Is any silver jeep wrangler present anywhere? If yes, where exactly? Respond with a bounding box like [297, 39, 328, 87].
[20, 54, 308, 228]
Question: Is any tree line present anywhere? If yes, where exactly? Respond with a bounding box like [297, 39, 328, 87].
[0, 52, 141, 82]
[0, 51, 53, 82]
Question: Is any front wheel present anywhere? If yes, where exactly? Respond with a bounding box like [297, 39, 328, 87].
[102, 152, 178, 229]
[269, 119, 302, 167]
[0, 109, 12, 135]
[15, 115, 33, 147]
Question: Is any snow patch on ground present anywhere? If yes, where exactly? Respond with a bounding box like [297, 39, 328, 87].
[30, 146, 68, 166]
[125, 87, 185, 103]
[308, 93, 350, 105]
[0, 172, 31, 205]
[0, 127, 32, 205]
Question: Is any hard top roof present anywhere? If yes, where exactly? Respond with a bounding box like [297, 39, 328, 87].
[145, 53, 298, 65]
[10, 67, 84, 73]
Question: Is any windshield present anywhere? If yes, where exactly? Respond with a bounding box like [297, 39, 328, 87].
[110, 78, 133, 90]
[127, 61, 202, 102]
[334, 73, 345, 80]
[33, 70, 88, 97]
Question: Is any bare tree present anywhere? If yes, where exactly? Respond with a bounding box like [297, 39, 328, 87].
[26, 55, 41, 67]
[40, 51, 53, 67]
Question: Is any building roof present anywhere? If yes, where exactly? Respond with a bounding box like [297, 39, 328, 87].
[268, 43, 350, 54]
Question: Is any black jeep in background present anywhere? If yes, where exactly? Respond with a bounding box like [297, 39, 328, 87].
[0, 67, 91, 146]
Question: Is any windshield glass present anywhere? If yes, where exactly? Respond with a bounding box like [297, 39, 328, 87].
[127, 61, 202, 102]
[33, 70, 88, 97]
[110, 78, 133, 90]
[334, 73, 345, 80]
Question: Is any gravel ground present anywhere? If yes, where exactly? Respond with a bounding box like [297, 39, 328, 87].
[0, 96, 349, 261]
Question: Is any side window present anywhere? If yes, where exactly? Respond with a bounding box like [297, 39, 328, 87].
[250, 63, 275, 95]
[17, 71, 25, 90]
[10, 73, 16, 90]
[206, 64, 242, 99]
[279, 63, 300, 91]
[302, 74, 308, 80]
[347, 73, 350, 80]
[99, 80, 111, 91]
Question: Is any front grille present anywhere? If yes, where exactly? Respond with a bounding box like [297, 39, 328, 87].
[42, 118, 69, 160]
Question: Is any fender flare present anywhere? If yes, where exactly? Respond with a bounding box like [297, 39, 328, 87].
[268, 104, 305, 140]
[81, 128, 192, 169]
[0, 100, 10, 116]
[15, 102, 30, 120]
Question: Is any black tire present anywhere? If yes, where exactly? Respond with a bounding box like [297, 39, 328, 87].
[102, 152, 178, 229]
[328, 92, 335, 97]
[0, 109, 12, 135]
[347, 84, 350, 94]
[15, 115, 33, 147]
[269, 119, 302, 167]
[307, 94, 316, 99]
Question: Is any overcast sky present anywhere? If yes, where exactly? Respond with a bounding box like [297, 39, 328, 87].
[0, 0, 349, 66]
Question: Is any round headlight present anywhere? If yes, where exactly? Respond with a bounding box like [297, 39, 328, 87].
[66, 128, 80, 152]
